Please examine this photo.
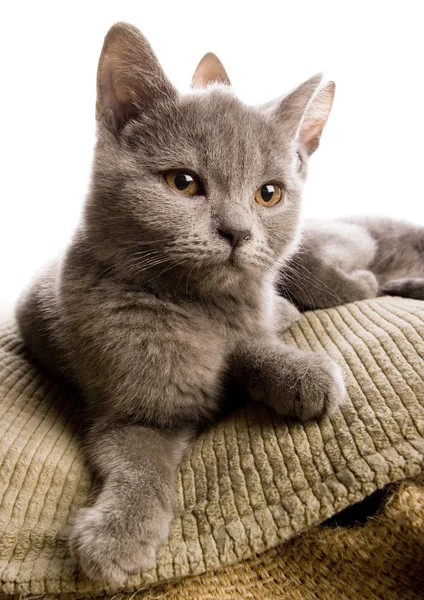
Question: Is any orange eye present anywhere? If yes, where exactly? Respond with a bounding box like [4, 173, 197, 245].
[255, 183, 282, 207]
[165, 170, 202, 197]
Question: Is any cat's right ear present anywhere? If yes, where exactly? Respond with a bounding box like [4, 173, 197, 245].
[96, 22, 177, 136]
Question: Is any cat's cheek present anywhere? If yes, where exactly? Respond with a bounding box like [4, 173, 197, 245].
[259, 211, 301, 261]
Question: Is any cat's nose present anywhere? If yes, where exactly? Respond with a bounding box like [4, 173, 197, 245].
[217, 226, 251, 249]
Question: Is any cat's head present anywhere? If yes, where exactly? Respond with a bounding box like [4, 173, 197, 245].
[85, 22, 334, 294]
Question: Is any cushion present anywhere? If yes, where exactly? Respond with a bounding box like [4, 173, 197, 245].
[1, 297, 424, 598]
[127, 474, 424, 600]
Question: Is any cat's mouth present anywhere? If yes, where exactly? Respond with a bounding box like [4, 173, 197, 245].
[212, 238, 258, 272]
[225, 246, 249, 270]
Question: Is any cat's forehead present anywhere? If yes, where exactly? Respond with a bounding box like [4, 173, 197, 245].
[168, 89, 291, 181]
[179, 90, 292, 185]
[181, 89, 279, 148]
[127, 87, 293, 185]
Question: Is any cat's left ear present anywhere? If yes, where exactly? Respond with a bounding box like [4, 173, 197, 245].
[191, 53, 231, 88]
[273, 74, 335, 156]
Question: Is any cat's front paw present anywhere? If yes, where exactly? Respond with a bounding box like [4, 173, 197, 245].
[250, 349, 346, 420]
[69, 493, 172, 585]
[290, 353, 346, 420]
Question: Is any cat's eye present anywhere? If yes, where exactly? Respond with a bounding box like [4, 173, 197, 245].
[165, 170, 202, 197]
[255, 183, 282, 207]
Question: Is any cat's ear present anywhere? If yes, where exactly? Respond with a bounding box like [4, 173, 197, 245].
[191, 53, 231, 88]
[96, 22, 177, 135]
[274, 74, 335, 156]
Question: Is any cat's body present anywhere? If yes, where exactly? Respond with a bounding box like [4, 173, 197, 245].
[279, 217, 424, 309]
[16, 23, 345, 585]
[19, 242, 286, 428]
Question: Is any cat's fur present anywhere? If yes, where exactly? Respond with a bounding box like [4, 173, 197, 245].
[16, 22, 345, 584]
[279, 217, 424, 310]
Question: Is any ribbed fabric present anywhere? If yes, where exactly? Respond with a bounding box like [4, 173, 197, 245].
[1, 297, 424, 598]
[119, 474, 424, 600]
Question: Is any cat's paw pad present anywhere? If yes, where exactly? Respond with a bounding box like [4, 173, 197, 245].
[69, 499, 172, 586]
[292, 354, 346, 420]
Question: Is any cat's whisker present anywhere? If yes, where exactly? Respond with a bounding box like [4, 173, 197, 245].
[118, 238, 177, 248]
[127, 257, 175, 276]
[126, 254, 167, 268]
[278, 267, 324, 309]
[282, 259, 343, 302]
[142, 257, 193, 285]
[129, 249, 163, 256]
[293, 266, 343, 305]
[126, 257, 167, 271]
[279, 269, 322, 308]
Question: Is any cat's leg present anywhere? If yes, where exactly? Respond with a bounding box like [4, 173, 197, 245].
[275, 296, 301, 333]
[231, 337, 346, 420]
[380, 277, 424, 300]
[309, 267, 378, 308]
[280, 262, 378, 310]
[69, 425, 192, 585]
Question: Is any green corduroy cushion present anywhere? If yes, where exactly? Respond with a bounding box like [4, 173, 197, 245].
[1, 297, 424, 598]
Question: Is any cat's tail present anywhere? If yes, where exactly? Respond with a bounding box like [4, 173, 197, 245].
[380, 277, 424, 300]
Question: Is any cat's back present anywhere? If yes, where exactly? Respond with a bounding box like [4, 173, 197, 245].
[342, 216, 424, 281]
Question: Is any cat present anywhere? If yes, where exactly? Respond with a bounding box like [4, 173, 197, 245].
[15, 22, 346, 585]
[278, 216, 424, 310]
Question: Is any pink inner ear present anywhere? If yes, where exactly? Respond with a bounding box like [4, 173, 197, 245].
[191, 53, 231, 88]
[299, 82, 335, 155]
[301, 121, 326, 154]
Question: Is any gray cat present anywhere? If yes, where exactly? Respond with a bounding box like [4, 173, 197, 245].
[279, 217, 424, 310]
[16, 23, 345, 584]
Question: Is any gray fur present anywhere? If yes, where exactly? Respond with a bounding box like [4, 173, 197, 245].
[16, 22, 344, 584]
[279, 217, 424, 310]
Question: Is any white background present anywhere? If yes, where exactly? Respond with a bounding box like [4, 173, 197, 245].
[1, 1, 423, 318]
